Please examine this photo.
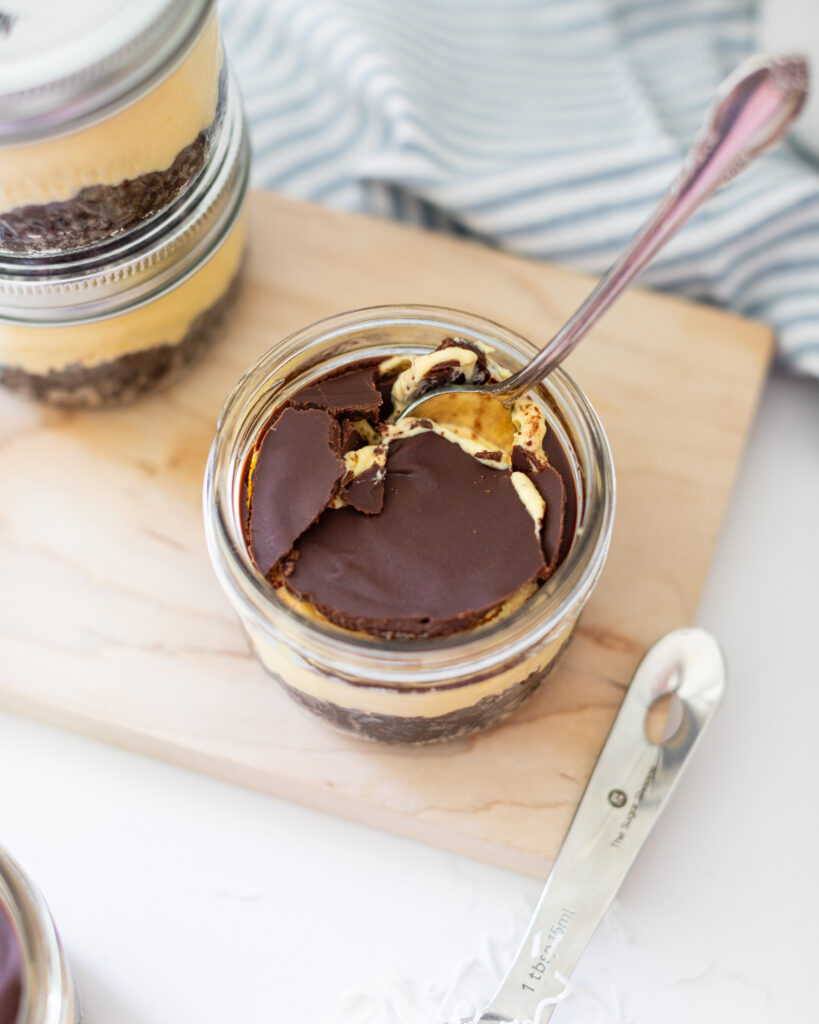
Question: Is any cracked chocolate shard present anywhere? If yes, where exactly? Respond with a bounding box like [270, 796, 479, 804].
[337, 418, 367, 454]
[290, 364, 382, 417]
[285, 431, 547, 637]
[343, 464, 385, 515]
[542, 427, 576, 567]
[247, 407, 345, 576]
[530, 463, 566, 569]
[512, 444, 567, 571]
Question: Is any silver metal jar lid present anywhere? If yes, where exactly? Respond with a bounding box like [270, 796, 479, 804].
[0, 0, 214, 144]
[0, 74, 249, 325]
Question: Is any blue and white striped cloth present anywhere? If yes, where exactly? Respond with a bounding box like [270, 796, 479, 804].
[220, 0, 819, 377]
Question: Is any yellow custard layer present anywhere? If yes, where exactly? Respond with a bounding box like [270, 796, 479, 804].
[247, 614, 576, 720]
[0, 212, 246, 374]
[0, 12, 223, 211]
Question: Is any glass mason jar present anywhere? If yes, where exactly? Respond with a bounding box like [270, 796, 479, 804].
[0, 847, 78, 1024]
[0, 0, 226, 254]
[204, 307, 615, 744]
[0, 80, 249, 408]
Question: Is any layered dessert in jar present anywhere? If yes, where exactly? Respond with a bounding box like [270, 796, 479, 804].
[0, 84, 249, 407]
[205, 307, 614, 744]
[0, 0, 225, 254]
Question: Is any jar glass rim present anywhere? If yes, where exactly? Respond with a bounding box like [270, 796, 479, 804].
[0, 847, 72, 1024]
[204, 304, 615, 687]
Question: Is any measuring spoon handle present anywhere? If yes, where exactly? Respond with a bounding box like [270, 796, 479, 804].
[480, 628, 726, 1024]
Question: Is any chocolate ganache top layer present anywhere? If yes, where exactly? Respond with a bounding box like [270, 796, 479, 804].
[243, 340, 575, 639]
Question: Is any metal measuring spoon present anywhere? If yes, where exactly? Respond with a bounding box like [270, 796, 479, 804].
[399, 54, 808, 421]
[451, 627, 726, 1024]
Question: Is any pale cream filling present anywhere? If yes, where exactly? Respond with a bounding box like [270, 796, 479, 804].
[0, 211, 246, 374]
[386, 344, 550, 465]
[383, 416, 514, 467]
[512, 397, 549, 470]
[377, 354, 411, 378]
[389, 341, 490, 415]
[510, 472, 546, 537]
[0, 11, 223, 210]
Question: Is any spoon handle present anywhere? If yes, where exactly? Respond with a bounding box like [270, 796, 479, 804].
[479, 628, 726, 1024]
[495, 53, 808, 400]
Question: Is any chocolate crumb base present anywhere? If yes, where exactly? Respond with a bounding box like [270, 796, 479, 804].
[268, 633, 572, 744]
[0, 72, 227, 254]
[0, 272, 241, 408]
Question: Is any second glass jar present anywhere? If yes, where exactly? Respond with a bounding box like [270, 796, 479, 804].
[0, 78, 249, 408]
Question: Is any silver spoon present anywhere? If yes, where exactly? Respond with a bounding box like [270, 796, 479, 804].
[399, 53, 808, 421]
[452, 627, 726, 1024]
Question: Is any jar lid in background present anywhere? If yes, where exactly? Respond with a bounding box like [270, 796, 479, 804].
[0, 0, 214, 144]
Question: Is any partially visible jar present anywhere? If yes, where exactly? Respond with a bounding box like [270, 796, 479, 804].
[0, 847, 78, 1024]
[204, 306, 615, 744]
[0, 80, 249, 407]
[0, 0, 226, 254]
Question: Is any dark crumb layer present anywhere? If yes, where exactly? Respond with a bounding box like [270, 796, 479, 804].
[269, 633, 572, 744]
[0, 72, 226, 254]
[0, 272, 241, 408]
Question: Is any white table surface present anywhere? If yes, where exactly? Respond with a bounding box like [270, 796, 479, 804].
[1, 367, 817, 1024]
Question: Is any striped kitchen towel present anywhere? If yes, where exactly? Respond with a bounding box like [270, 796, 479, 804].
[220, 0, 819, 377]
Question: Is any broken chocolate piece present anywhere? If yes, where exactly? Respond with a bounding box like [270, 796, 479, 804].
[375, 375, 395, 419]
[542, 427, 577, 567]
[290, 364, 381, 417]
[529, 463, 566, 570]
[286, 431, 547, 637]
[337, 419, 367, 454]
[343, 464, 385, 515]
[248, 407, 345, 575]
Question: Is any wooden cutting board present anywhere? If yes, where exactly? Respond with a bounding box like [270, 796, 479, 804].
[0, 191, 772, 877]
